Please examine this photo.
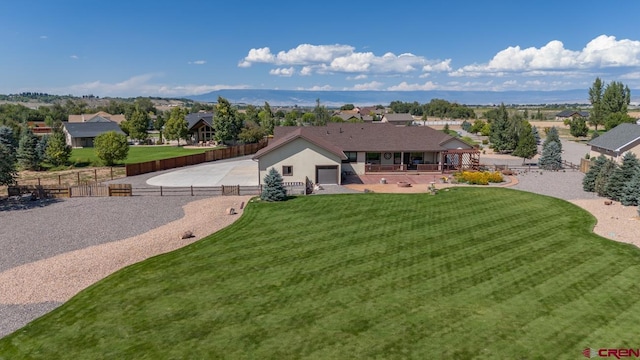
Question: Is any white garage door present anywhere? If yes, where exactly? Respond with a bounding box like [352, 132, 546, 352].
[316, 166, 338, 184]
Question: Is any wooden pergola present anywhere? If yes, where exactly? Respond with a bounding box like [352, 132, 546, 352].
[441, 149, 481, 173]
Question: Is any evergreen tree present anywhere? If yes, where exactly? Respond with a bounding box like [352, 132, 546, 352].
[583, 155, 607, 192]
[513, 122, 537, 164]
[17, 128, 39, 170]
[260, 167, 287, 202]
[594, 158, 617, 197]
[621, 172, 640, 206]
[0, 143, 16, 186]
[0, 126, 18, 163]
[35, 134, 50, 163]
[543, 126, 562, 153]
[605, 152, 640, 201]
[538, 140, 562, 170]
[489, 104, 511, 153]
[569, 117, 589, 137]
[531, 125, 540, 144]
[45, 131, 72, 166]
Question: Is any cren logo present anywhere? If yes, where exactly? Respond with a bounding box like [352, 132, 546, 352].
[584, 348, 598, 358]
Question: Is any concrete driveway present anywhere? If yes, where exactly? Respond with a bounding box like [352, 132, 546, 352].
[146, 159, 259, 187]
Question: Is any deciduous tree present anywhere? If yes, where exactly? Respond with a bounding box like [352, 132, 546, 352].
[513, 122, 537, 164]
[569, 117, 589, 137]
[583, 155, 607, 192]
[94, 131, 129, 166]
[164, 107, 188, 145]
[45, 131, 71, 166]
[127, 108, 150, 142]
[213, 97, 243, 145]
[588, 77, 604, 131]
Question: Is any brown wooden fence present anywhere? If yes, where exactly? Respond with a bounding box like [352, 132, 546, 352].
[125, 141, 268, 177]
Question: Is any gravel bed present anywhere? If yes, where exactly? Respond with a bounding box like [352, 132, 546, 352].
[510, 168, 597, 201]
[0, 196, 197, 273]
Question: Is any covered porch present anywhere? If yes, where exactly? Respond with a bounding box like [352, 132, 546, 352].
[364, 149, 480, 173]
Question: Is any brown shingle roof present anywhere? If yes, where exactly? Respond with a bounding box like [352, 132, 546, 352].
[271, 123, 467, 152]
[253, 127, 347, 160]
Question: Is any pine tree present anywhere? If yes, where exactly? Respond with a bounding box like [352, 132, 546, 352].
[543, 126, 562, 153]
[583, 155, 607, 192]
[260, 167, 287, 201]
[17, 128, 40, 170]
[35, 134, 50, 163]
[531, 125, 540, 144]
[0, 143, 17, 186]
[0, 126, 18, 163]
[621, 172, 640, 206]
[594, 159, 617, 197]
[605, 152, 640, 201]
[538, 140, 562, 170]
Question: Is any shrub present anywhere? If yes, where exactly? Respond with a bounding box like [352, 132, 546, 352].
[454, 171, 503, 185]
[482, 139, 489, 145]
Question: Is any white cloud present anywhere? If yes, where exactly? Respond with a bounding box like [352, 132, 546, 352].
[387, 81, 439, 91]
[53, 74, 249, 97]
[296, 85, 333, 91]
[40, 35, 48, 39]
[239, 43, 448, 77]
[189, 60, 206, 65]
[269, 67, 295, 77]
[347, 74, 368, 80]
[70, 55, 79, 60]
[350, 81, 384, 90]
[422, 59, 452, 72]
[453, 35, 640, 77]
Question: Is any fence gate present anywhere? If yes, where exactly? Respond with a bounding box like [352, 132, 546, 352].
[70, 184, 109, 197]
[221, 185, 240, 196]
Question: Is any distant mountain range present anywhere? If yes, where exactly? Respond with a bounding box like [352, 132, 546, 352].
[187, 89, 640, 107]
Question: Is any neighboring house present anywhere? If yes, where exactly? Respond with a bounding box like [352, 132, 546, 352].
[253, 123, 477, 185]
[68, 111, 127, 124]
[380, 113, 415, 126]
[186, 112, 215, 144]
[333, 113, 363, 122]
[555, 110, 589, 121]
[587, 123, 640, 163]
[62, 122, 126, 148]
[27, 121, 53, 136]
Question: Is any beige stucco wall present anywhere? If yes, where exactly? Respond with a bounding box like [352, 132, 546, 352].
[590, 141, 640, 164]
[257, 138, 342, 184]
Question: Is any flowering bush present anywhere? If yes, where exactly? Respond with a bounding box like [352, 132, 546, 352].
[454, 171, 503, 185]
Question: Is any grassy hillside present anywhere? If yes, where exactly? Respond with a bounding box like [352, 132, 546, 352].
[2, 188, 640, 359]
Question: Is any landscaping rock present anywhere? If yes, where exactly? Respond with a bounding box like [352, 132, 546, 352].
[180, 230, 194, 239]
[226, 207, 236, 215]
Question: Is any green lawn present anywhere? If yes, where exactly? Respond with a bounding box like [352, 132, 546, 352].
[2, 188, 640, 359]
[70, 146, 209, 166]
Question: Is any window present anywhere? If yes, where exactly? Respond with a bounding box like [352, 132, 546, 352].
[342, 151, 357, 163]
[366, 152, 381, 164]
[282, 165, 293, 176]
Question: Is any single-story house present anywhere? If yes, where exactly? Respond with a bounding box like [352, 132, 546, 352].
[555, 110, 589, 121]
[68, 111, 127, 124]
[587, 123, 640, 163]
[62, 121, 126, 148]
[380, 113, 415, 126]
[186, 112, 215, 144]
[252, 123, 478, 185]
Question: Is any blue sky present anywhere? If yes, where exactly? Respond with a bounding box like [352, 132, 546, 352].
[2, 0, 640, 98]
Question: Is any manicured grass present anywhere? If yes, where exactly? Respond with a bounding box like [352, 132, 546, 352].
[70, 146, 209, 166]
[2, 188, 640, 359]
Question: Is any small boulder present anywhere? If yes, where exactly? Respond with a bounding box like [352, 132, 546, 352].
[180, 230, 194, 239]
[226, 207, 236, 215]
[604, 200, 613, 205]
